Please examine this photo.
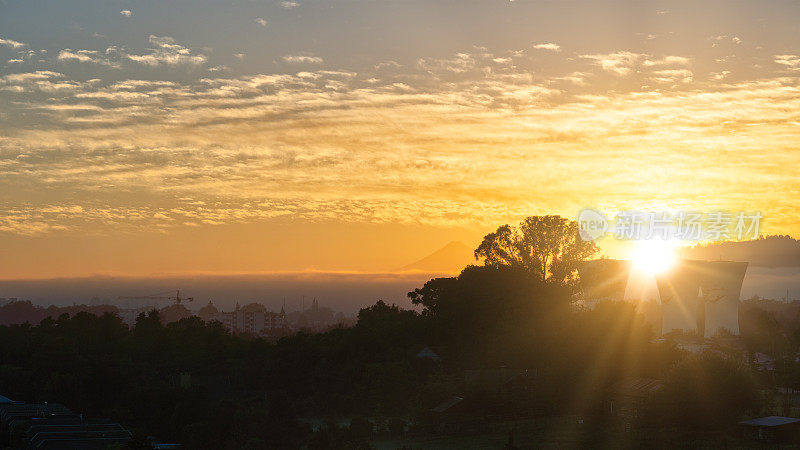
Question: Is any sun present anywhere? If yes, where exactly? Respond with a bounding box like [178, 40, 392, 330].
[630, 239, 679, 275]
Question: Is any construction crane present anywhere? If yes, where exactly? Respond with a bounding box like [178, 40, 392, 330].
[118, 290, 194, 306]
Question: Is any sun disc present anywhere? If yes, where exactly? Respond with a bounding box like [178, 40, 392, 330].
[631, 239, 678, 275]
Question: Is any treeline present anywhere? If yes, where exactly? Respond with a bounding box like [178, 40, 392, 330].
[0, 265, 781, 448]
[682, 234, 800, 267]
[0, 300, 119, 326]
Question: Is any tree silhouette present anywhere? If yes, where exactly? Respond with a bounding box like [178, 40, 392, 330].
[474, 215, 598, 284]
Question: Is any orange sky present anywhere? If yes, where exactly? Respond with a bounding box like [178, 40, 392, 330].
[1, 0, 799, 278]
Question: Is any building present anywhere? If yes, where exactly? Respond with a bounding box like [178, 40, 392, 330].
[740, 416, 800, 443]
[656, 260, 705, 335]
[579, 258, 748, 338]
[415, 346, 441, 361]
[700, 261, 748, 338]
[202, 301, 287, 336]
[197, 300, 219, 322]
[0, 397, 132, 449]
[656, 260, 748, 336]
[27, 417, 133, 449]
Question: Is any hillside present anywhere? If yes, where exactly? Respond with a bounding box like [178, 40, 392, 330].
[681, 235, 800, 267]
[399, 241, 475, 273]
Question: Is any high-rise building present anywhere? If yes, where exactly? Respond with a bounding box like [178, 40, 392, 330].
[203, 301, 287, 336]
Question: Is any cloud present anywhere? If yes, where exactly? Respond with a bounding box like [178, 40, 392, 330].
[125, 35, 207, 66]
[2, 70, 62, 84]
[108, 80, 178, 90]
[554, 71, 589, 85]
[0, 70, 87, 93]
[775, 54, 800, 70]
[711, 70, 731, 80]
[2, 48, 800, 237]
[651, 68, 693, 83]
[57, 49, 117, 67]
[120, 10, 132, 17]
[51, 38, 207, 69]
[580, 52, 690, 76]
[533, 43, 561, 52]
[644, 55, 691, 66]
[282, 54, 323, 64]
[58, 50, 97, 63]
[280, 1, 299, 9]
[0, 36, 26, 49]
[417, 52, 477, 74]
[255, 17, 268, 27]
[712, 35, 742, 47]
[375, 60, 401, 70]
[580, 51, 645, 75]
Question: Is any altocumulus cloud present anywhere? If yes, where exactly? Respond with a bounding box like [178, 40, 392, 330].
[58, 49, 117, 67]
[0, 36, 26, 49]
[2, 47, 800, 235]
[533, 42, 560, 51]
[775, 54, 800, 70]
[124, 35, 207, 66]
[282, 54, 323, 64]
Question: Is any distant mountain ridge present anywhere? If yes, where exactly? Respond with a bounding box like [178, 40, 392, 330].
[681, 235, 800, 267]
[399, 241, 474, 273]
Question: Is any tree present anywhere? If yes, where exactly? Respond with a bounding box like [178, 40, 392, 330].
[474, 215, 598, 284]
[408, 265, 571, 366]
[656, 353, 761, 428]
[356, 300, 417, 331]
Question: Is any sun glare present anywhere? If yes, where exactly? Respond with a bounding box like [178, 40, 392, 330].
[631, 239, 679, 275]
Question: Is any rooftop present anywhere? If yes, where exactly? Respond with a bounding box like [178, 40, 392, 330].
[740, 416, 800, 427]
[430, 396, 463, 414]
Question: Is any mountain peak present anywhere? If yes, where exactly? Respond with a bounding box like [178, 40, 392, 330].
[399, 241, 474, 274]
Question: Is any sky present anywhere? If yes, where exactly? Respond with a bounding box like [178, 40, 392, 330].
[1, 0, 800, 280]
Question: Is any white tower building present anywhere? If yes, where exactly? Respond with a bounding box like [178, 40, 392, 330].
[656, 260, 704, 335]
[700, 261, 748, 338]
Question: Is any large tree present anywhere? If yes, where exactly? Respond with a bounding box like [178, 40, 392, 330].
[474, 215, 598, 284]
